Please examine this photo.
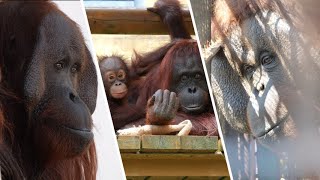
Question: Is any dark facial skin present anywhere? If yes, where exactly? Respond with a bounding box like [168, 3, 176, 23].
[100, 57, 128, 101]
[205, 0, 320, 177]
[24, 11, 97, 161]
[147, 53, 210, 125]
[211, 8, 320, 151]
[171, 54, 209, 114]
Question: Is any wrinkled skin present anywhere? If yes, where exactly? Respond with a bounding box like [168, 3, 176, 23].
[147, 89, 179, 125]
[210, 5, 320, 178]
[171, 54, 209, 114]
[212, 10, 320, 149]
[25, 10, 97, 162]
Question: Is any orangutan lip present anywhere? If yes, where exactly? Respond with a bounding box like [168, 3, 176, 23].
[112, 91, 127, 96]
[114, 92, 126, 95]
[183, 105, 202, 111]
[61, 125, 91, 133]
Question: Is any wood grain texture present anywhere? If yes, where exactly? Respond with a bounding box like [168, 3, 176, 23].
[86, 8, 195, 34]
[141, 135, 181, 152]
[117, 135, 219, 153]
[117, 136, 141, 152]
[180, 136, 217, 153]
[122, 153, 228, 176]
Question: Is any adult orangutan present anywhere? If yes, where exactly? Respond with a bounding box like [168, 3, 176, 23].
[0, 1, 97, 179]
[206, 0, 320, 178]
[118, 0, 218, 136]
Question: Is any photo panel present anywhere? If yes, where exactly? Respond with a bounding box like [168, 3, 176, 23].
[84, 0, 229, 179]
[0, 1, 125, 179]
[190, 0, 320, 179]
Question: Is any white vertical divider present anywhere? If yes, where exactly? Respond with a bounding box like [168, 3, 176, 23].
[187, 0, 233, 179]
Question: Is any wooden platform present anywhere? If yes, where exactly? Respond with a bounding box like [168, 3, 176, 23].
[127, 177, 230, 180]
[86, 8, 195, 35]
[118, 135, 229, 178]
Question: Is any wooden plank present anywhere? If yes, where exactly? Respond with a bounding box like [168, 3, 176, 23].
[218, 139, 224, 153]
[86, 8, 195, 34]
[122, 153, 223, 160]
[84, 0, 189, 9]
[127, 176, 228, 180]
[118, 135, 219, 152]
[141, 135, 181, 152]
[122, 153, 229, 176]
[117, 136, 140, 152]
[126, 177, 146, 180]
[180, 136, 217, 153]
[184, 177, 229, 180]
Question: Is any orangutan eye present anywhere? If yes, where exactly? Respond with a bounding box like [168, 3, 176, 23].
[260, 52, 277, 70]
[181, 75, 188, 81]
[109, 75, 115, 81]
[242, 64, 255, 80]
[195, 74, 201, 79]
[261, 54, 273, 65]
[117, 70, 126, 80]
[71, 64, 79, 73]
[243, 64, 254, 74]
[55, 62, 64, 70]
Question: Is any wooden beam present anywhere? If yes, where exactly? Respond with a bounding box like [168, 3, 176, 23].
[86, 8, 195, 34]
[118, 136, 227, 177]
[117, 135, 219, 153]
[141, 135, 181, 153]
[122, 153, 229, 176]
[117, 136, 141, 153]
[127, 176, 229, 180]
[180, 136, 217, 153]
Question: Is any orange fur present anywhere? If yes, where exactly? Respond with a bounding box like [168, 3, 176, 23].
[212, 0, 301, 41]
